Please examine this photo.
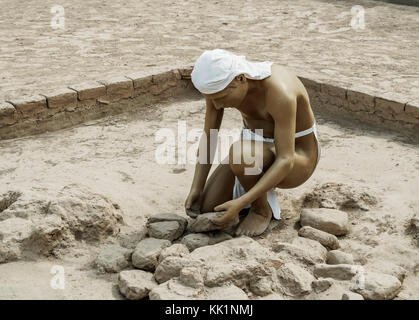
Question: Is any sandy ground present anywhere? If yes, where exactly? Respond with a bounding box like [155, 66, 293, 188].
[0, 0, 418, 300]
[0, 0, 418, 104]
[0, 92, 418, 299]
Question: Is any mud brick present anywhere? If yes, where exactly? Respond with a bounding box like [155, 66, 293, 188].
[375, 96, 405, 120]
[405, 100, 419, 119]
[320, 83, 347, 109]
[7, 95, 47, 119]
[396, 100, 419, 124]
[41, 88, 77, 111]
[0, 101, 18, 126]
[347, 89, 375, 113]
[98, 76, 134, 101]
[126, 73, 153, 96]
[178, 67, 193, 80]
[68, 81, 107, 101]
[151, 70, 180, 95]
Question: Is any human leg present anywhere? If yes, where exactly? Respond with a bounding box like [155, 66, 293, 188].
[199, 160, 236, 214]
[229, 139, 276, 236]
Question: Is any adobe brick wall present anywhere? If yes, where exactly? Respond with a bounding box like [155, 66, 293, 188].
[0, 67, 418, 140]
[0, 69, 192, 140]
[298, 76, 419, 136]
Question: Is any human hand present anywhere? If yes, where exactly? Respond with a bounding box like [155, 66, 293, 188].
[213, 199, 243, 226]
[185, 190, 202, 218]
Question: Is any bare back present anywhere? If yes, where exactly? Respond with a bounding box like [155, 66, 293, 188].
[237, 64, 315, 139]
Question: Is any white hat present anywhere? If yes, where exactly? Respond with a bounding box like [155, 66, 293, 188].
[191, 49, 273, 94]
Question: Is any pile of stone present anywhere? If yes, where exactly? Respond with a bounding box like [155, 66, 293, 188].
[294, 208, 403, 300]
[0, 185, 123, 263]
[95, 209, 405, 300]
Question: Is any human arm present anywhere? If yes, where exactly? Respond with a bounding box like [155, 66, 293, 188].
[185, 97, 224, 216]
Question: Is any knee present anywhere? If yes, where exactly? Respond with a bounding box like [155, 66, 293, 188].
[228, 140, 264, 176]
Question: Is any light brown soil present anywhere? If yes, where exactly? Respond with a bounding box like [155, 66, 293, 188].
[0, 0, 418, 104]
[0, 93, 418, 299]
[1, 0, 418, 300]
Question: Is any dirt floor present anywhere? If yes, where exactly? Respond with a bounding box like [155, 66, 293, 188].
[0, 92, 418, 299]
[0, 0, 418, 104]
[0, 0, 418, 300]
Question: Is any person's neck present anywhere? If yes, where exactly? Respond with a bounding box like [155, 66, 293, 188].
[247, 79, 264, 95]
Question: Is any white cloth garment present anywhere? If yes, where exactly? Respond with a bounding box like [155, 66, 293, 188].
[191, 49, 273, 94]
[232, 126, 281, 220]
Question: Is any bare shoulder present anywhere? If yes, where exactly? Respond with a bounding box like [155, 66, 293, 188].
[264, 64, 307, 100]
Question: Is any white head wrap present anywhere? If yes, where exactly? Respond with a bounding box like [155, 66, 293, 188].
[191, 49, 273, 94]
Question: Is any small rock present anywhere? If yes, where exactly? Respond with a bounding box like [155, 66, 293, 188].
[255, 293, 285, 300]
[298, 226, 340, 250]
[189, 236, 279, 265]
[132, 238, 171, 271]
[272, 241, 326, 266]
[30, 215, 65, 256]
[158, 243, 189, 263]
[222, 225, 238, 237]
[118, 270, 158, 300]
[0, 218, 33, 263]
[313, 264, 359, 281]
[365, 261, 407, 282]
[342, 292, 364, 300]
[292, 237, 328, 259]
[118, 229, 147, 249]
[326, 250, 354, 265]
[187, 211, 239, 233]
[186, 236, 281, 291]
[180, 233, 210, 251]
[311, 278, 335, 293]
[147, 213, 188, 230]
[149, 279, 248, 300]
[95, 245, 133, 273]
[204, 260, 268, 289]
[300, 208, 349, 236]
[276, 262, 315, 296]
[249, 276, 274, 296]
[147, 221, 184, 241]
[208, 231, 233, 245]
[352, 271, 402, 300]
[306, 282, 349, 300]
[179, 267, 204, 288]
[154, 256, 202, 284]
[149, 278, 204, 300]
[206, 284, 249, 300]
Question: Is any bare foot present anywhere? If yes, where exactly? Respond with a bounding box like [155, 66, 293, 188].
[235, 203, 272, 237]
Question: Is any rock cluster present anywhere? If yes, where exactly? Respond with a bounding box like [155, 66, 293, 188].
[104, 211, 244, 299]
[295, 208, 402, 300]
[302, 182, 379, 211]
[111, 208, 404, 300]
[0, 185, 123, 263]
[1, 183, 408, 300]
